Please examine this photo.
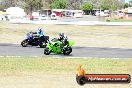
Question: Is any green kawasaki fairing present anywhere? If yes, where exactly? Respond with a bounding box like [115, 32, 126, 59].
[44, 38, 74, 55]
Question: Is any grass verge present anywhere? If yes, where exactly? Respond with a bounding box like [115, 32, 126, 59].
[1, 57, 132, 88]
[1, 57, 132, 75]
[1, 22, 132, 48]
[110, 19, 132, 22]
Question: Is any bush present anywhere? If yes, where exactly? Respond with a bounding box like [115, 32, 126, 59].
[81, 3, 93, 10]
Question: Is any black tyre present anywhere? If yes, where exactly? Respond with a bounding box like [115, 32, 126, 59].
[21, 40, 28, 47]
[63, 47, 72, 55]
[44, 47, 51, 55]
[76, 75, 86, 85]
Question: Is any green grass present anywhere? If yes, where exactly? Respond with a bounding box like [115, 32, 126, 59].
[1, 57, 132, 75]
[110, 19, 132, 22]
[1, 22, 132, 48]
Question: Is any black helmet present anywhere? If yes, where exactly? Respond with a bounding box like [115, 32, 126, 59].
[59, 33, 64, 38]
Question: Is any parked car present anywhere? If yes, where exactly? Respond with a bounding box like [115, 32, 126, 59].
[39, 15, 48, 20]
[95, 11, 109, 17]
[95, 11, 100, 16]
[103, 10, 109, 17]
[51, 13, 57, 20]
[74, 12, 83, 18]
[118, 10, 124, 19]
[32, 12, 39, 20]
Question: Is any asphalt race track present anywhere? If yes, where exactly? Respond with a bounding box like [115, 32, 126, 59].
[0, 43, 132, 58]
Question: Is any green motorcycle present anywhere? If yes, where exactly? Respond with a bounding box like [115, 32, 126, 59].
[44, 37, 74, 55]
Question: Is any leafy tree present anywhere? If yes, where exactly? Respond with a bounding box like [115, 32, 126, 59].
[124, 3, 132, 9]
[82, 0, 123, 10]
[0, 0, 16, 10]
[101, 4, 110, 10]
[110, 0, 123, 10]
[24, 0, 43, 11]
[111, 5, 118, 11]
[50, 0, 68, 9]
[124, 3, 129, 8]
[0, 0, 125, 12]
[68, 0, 83, 9]
[81, 3, 93, 10]
[42, 0, 50, 9]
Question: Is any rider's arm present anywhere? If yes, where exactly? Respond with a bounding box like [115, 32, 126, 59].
[33, 32, 37, 34]
[36, 31, 40, 36]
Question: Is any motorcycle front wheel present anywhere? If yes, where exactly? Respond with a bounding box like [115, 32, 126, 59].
[21, 40, 28, 47]
[63, 47, 72, 55]
[44, 47, 51, 55]
[39, 43, 46, 48]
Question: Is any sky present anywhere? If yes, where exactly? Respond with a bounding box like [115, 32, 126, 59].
[125, 0, 130, 3]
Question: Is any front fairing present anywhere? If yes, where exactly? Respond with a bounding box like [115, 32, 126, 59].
[47, 39, 62, 54]
[68, 40, 75, 47]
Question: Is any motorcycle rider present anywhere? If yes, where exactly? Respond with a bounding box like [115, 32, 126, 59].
[37, 27, 45, 37]
[58, 33, 68, 46]
[58, 33, 65, 42]
[37, 27, 46, 45]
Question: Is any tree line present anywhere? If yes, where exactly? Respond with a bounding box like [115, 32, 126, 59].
[0, 0, 131, 12]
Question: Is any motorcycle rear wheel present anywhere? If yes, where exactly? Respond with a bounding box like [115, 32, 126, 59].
[39, 43, 46, 48]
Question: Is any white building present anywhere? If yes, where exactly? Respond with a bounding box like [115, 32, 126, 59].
[6, 7, 26, 20]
